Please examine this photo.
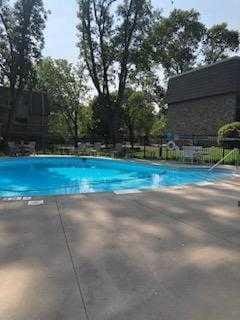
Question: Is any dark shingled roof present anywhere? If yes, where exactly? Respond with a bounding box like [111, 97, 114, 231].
[166, 56, 240, 104]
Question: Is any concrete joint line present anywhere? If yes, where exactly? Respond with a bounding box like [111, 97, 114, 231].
[55, 199, 90, 320]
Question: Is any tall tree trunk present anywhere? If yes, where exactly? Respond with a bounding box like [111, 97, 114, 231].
[111, 101, 121, 147]
[100, 94, 119, 147]
[73, 111, 79, 149]
[129, 126, 135, 150]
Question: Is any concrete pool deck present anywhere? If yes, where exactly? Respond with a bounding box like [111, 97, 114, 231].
[0, 178, 240, 320]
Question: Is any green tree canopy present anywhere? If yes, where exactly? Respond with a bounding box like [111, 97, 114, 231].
[147, 9, 239, 77]
[149, 9, 205, 76]
[123, 90, 155, 148]
[202, 23, 239, 64]
[77, 0, 154, 145]
[151, 115, 167, 138]
[35, 58, 92, 146]
[89, 93, 120, 145]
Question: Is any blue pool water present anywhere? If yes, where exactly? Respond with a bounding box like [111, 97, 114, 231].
[0, 156, 234, 197]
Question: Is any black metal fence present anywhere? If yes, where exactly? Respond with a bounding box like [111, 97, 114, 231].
[40, 135, 240, 167]
[128, 135, 240, 165]
[129, 145, 240, 166]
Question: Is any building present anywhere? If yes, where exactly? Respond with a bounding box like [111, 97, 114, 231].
[166, 57, 240, 137]
[0, 87, 49, 146]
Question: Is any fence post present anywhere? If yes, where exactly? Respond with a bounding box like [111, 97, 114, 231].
[143, 137, 146, 159]
[159, 136, 163, 159]
[237, 148, 240, 168]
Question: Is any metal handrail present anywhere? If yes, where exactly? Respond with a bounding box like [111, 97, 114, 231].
[208, 148, 237, 172]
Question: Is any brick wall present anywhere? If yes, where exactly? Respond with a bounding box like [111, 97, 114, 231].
[0, 87, 49, 142]
[167, 93, 237, 136]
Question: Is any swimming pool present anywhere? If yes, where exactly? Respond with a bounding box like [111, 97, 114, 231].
[0, 156, 235, 197]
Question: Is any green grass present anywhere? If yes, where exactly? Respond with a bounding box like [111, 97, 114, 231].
[131, 146, 240, 165]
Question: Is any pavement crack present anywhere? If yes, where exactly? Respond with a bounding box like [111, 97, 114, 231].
[55, 199, 90, 320]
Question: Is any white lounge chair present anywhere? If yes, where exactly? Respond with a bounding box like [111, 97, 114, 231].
[112, 143, 124, 158]
[88, 142, 102, 156]
[94, 142, 102, 151]
[115, 143, 123, 152]
[182, 146, 202, 163]
[77, 142, 86, 151]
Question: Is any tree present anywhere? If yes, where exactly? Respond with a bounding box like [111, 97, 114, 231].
[136, 99, 155, 141]
[149, 9, 205, 77]
[150, 114, 167, 158]
[123, 91, 143, 149]
[202, 23, 239, 64]
[129, 68, 166, 111]
[148, 10, 239, 77]
[77, 0, 153, 145]
[90, 93, 119, 145]
[123, 90, 155, 148]
[48, 104, 93, 144]
[0, 0, 48, 139]
[151, 115, 167, 139]
[35, 58, 91, 147]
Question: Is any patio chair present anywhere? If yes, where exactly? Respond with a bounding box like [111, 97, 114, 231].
[89, 142, 102, 156]
[20, 141, 36, 155]
[77, 142, 86, 151]
[116, 143, 123, 152]
[94, 142, 102, 151]
[8, 141, 19, 156]
[182, 146, 201, 163]
[112, 143, 124, 158]
[194, 146, 203, 155]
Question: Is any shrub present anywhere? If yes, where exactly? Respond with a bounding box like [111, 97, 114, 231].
[218, 122, 240, 148]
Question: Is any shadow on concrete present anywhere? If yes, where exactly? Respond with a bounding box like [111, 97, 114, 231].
[0, 178, 240, 319]
[57, 178, 240, 319]
[0, 200, 87, 320]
